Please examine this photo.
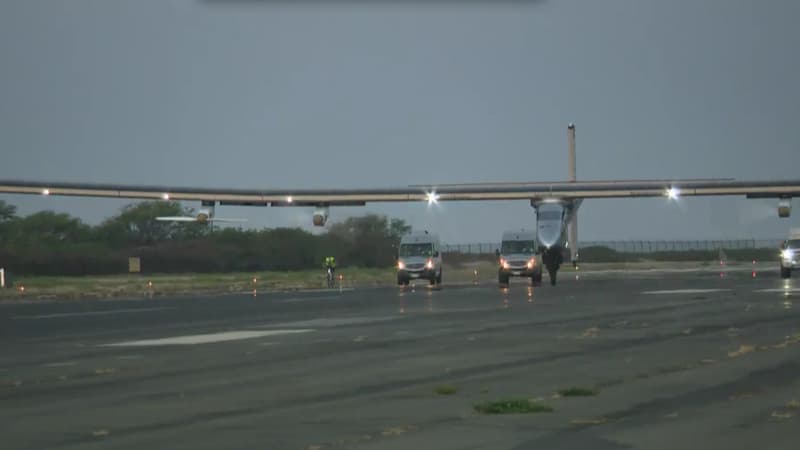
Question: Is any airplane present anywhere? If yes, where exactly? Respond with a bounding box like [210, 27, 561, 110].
[1, 124, 798, 284]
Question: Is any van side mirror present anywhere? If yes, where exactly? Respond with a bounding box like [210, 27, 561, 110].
[434, 251, 440, 257]
[495, 249, 500, 257]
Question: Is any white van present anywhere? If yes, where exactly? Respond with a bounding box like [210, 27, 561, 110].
[396, 231, 443, 285]
[496, 229, 543, 286]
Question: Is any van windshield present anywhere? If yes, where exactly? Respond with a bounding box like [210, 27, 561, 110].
[786, 239, 800, 249]
[399, 243, 434, 257]
[501, 240, 537, 255]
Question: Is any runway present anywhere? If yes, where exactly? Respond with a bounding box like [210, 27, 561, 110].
[1, 270, 799, 450]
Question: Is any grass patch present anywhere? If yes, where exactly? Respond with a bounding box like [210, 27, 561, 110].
[473, 398, 553, 414]
[558, 386, 599, 397]
[0, 263, 507, 300]
[0, 268, 397, 300]
[434, 384, 459, 396]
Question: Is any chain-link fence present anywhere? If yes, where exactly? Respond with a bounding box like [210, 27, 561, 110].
[442, 239, 782, 255]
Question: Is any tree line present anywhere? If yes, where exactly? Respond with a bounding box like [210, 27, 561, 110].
[0, 200, 411, 276]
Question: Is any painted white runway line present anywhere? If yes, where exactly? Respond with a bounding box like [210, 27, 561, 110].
[642, 289, 730, 295]
[754, 288, 800, 293]
[13, 307, 171, 320]
[260, 316, 402, 329]
[101, 329, 313, 347]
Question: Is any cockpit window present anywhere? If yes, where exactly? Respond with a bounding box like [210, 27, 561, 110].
[538, 211, 562, 220]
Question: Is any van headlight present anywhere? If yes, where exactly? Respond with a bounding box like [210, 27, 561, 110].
[398, 261, 405, 270]
[426, 259, 434, 269]
[782, 249, 795, 261]
[527, 258, 536, 269]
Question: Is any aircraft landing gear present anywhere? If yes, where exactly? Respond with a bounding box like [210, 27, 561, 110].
[547, 266, 558, 286]
[542, 248, 563, 286]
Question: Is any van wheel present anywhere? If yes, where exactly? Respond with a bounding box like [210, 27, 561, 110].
[498, 272, 510, 285]
[781, 267, 792, 279]
[436, 269, 442, 284]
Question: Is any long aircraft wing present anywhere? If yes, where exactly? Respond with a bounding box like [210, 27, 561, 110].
[0, 178, 798, 205]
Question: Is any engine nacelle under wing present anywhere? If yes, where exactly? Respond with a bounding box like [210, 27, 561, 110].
[779, 199, 792, 218]
[196, 207, 213, 223]
[312, 207, 330, 227]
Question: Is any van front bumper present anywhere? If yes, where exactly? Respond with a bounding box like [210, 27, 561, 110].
[499, 267, 540, 277]
[398, 269, 436, 280]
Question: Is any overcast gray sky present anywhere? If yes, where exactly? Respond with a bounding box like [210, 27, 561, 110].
[1, 0, 799, 243]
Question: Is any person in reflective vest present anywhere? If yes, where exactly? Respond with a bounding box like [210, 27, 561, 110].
[324, 256, 336, 279]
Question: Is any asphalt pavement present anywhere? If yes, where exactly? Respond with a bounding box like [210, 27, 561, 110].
[2, 268, 799, 450]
